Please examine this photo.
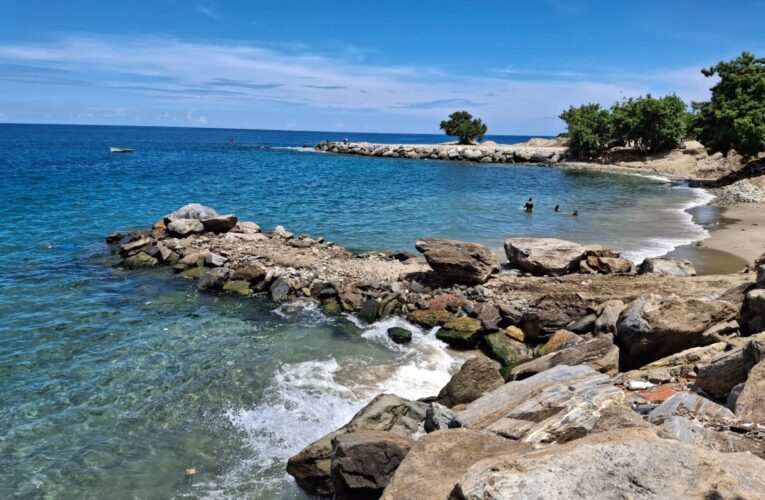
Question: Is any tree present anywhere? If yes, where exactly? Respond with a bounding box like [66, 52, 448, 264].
[559, 104, 613, 159]
[440, 111, 488, 145]
[693, 51, 765, 157]
[611, 94, 687, 153]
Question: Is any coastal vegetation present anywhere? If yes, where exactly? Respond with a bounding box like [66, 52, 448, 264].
[693, 51, 765, 157]
[560, 52, 765, 160]
[439, 111, 488, 145]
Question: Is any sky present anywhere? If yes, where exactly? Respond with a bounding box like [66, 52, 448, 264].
[0, 0, 763, 135]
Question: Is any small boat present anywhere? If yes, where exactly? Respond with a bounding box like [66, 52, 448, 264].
[110, 147, 134, 153]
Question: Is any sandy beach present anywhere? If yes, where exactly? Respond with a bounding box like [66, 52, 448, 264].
[699, 203, 765, 263]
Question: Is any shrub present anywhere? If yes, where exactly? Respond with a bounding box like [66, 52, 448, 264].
[559, 104, 613, 159]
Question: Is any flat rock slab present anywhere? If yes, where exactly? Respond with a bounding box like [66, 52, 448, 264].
[451, 428, 765, 499]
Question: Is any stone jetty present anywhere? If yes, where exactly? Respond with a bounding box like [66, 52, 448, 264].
[315, 140, 566, 164]
[107, 203, 765, 499]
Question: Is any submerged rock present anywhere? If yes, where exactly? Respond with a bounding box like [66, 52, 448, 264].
[121, 252, 158, 269]
[415, 238, 499, 285]
[387, 327, 412, 344]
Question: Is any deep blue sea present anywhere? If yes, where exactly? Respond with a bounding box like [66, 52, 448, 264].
[0, 124, 711, 498]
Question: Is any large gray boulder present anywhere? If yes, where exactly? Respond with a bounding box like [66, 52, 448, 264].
[615, 294, 738, 369]
[167, 218, 204, 237]
[381, 429, 527, 500]
[286, 394, 427, 497]
[638, 257, 696, 276]
[504, 237, 588, 276]
[450, 428, 765, 499]
[415, 238, 499, 285]
[164, 203, 218, 222]
[330, 430, 412, 499]
[437, 358, 504, 408]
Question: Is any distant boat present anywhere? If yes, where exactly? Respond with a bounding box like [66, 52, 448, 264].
[110, 147, 134, 153]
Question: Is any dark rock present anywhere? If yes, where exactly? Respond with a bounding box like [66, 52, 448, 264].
[387, 327, 412, 344]
[201, 214, 237, 234]
[106, 232, 125, 244]
[330, 430, 412, 500]
[740, 289, 765, 335]
[197, 267, 230, 291]
[360, 298, 378, 323]
[437, 358, 504, 408]
[476, 303, 501, 332]
[566, 313, 597, 334]
[414, 238, 499, 285]
[424, 403, 457, 432]
[231, 265, 266, 284]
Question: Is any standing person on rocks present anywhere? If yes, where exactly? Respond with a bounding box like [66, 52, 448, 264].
[524, 198, 534, 212]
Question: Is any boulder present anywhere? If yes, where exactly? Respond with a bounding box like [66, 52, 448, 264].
[638, 257, 696, 276]
[201, 214, 237, 234]
[381, 429, 527, 500]
[695, 346, 748, 400]
[424, 403, 457, 433]
[450, 428, 765, 499]
[269, 277, 290, 301]
[234, 221, 261, 234]
[593, 299, 624, 335]
[615, 294, 738, 369]
[566, 313, 596, 334]
[510, 336, 618, 380]
[222, 280, 252, 295]
[414, 238, 499, 285]
[231, 265, 266, 284]
[287, 394, 427, 497]
[121, 252, 158, 269]
[120, 237, 151, 253]
[360, 298, 378, 323]
[476, 303, 501, 332]
[504, 237, 588, 276]
[387, 327, 412, 344]
[164, 203, 218, 222]
[649, 391, 735, 420]
[735, 360, 765, 424]
[407, 309, 455, 327]
[436, 317, 484, 348]
[621, 342, 727, 384]
[204, 252, 228, 267]
[197, 267, 230, 291]
[330, 430, 412, 499]
[437, 357, 504, 408]
[581, 255, 635, 275]
[481, 331, 532, 367]
[740, 288, 765, 335]
[167, 218, 204, 237]
[537, 329, 582, 356]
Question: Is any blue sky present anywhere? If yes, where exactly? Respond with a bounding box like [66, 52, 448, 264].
[0, 0, 763, 134]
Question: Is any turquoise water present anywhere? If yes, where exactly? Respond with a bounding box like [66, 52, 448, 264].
[0, 124, 710, 498]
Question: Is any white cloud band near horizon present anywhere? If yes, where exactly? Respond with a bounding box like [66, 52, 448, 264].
[0, 34, 717, 134]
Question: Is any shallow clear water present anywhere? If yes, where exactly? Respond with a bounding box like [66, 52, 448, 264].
[0, 124, 710, 498]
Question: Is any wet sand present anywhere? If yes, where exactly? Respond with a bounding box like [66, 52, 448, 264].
[663, 203, 765, 275]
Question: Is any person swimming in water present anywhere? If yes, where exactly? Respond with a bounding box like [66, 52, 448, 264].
[554, 204, 560, 212]
[523, 198, 534, 212]
[572, 210, 578, 216]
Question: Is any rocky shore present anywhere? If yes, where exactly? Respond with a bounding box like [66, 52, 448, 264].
[107, 202, 765, 498]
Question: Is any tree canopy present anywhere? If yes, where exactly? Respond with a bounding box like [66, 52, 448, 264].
[440, 111, 488, 145]
[559, 104, 613, 159]
[610, 94, 687, 153]
[693, 51, 765, 157]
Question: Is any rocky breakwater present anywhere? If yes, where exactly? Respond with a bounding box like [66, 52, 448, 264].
[315, 141, 566, 164]
[108, 204, 765, 498]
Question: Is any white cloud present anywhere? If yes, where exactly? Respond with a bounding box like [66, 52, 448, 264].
[0, 34, 717, 134]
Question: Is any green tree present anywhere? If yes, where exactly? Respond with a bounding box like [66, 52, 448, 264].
[559, 104, 613, 159]
[693, 51, 765, 157]
[440, 111, 488, 145]
[611, 94, 687, 153]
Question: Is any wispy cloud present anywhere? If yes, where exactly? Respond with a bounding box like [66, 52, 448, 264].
[0, 34, 716, 133]
[195, 4, 220, 19]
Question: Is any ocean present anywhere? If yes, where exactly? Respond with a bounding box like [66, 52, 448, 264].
[0, 124, 711, 498]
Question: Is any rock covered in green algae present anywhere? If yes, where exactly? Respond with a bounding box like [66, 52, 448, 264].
[407, 309, 455, 328]
[178, 266, 206, 279]
[387, 327, 413, 344]
[436, 317, 483, 348]
[482, 330, 532, 367]
[223, 279, 253, 296]
[121, 253, 158, 269]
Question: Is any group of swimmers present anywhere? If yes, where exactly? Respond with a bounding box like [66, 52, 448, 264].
[523, 198, 578, 216]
